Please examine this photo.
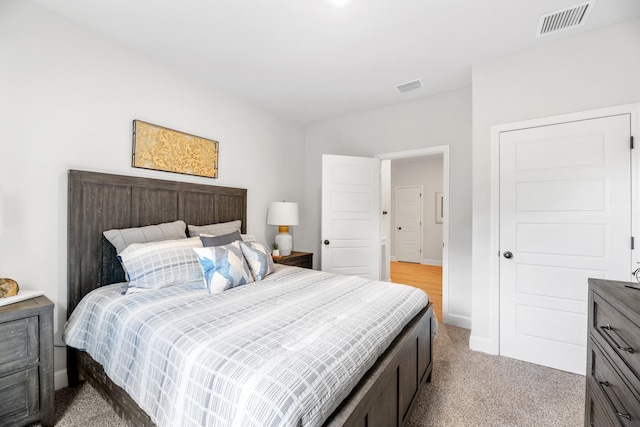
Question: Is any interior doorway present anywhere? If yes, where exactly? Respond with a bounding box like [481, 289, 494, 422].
[378, 146, 450, 324]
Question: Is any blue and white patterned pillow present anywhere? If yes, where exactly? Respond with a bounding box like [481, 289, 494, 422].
[239, 242, 275, 281]
[193, 242, 254, 294]
[118, 237, 204, 290]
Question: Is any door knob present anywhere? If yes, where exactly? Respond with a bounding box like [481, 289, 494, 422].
[323, 240, 330, 245]
[398, 227, 402, 230]
[503, 251, 513, 259]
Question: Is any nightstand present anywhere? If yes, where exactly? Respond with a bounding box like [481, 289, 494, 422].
[273, 251, 313, 269]
[0, 296, 54, 427]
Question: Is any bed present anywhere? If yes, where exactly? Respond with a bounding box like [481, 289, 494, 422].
[65, 169, 434, 427]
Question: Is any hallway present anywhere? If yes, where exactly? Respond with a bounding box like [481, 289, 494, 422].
[390, 261, 442, 320]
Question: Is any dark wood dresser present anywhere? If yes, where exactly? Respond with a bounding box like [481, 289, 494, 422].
[0, 296, 54, 427]
[273, 251, 313, 269]
[586, 278, 640, 426]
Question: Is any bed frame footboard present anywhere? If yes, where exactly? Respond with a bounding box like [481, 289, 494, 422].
[325, 302, 434, 427]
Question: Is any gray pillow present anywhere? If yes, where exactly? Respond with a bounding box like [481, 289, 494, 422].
[103, 220, 187, 254]
[187, 220, 242, 237]
[200, 230, 242, 247]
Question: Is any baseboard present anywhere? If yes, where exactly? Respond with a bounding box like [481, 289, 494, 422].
[442, 313, 471, 329]
[55, 368, 68, 390]
[390, 256, 397, 262]
[469, 334, 499, 355]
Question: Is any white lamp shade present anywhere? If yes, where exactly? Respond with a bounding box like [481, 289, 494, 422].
[267, 202, 299, 226]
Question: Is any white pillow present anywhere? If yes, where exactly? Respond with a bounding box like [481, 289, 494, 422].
[104, 220, 187, 253]
[187, 220, 241, 237]
[118, 237, 204, 290]
[239, 242, 275, 281]
[193, 242, 253, 294]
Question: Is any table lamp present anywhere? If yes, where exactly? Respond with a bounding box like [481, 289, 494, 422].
[267, 202, 299, 256]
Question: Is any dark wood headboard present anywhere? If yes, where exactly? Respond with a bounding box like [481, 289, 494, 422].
[67, 170, 247, 317]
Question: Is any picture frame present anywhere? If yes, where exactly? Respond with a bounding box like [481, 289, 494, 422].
[436, 192, 444, 223]
[132, 120, 219, 178]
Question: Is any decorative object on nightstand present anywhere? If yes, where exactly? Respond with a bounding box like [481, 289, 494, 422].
[0, 295, 54, 426]
[0, 278, 19, 298]
[271, 242, 280, 257]
[273, 251, 313, 269]
[267, 202, 299, 256]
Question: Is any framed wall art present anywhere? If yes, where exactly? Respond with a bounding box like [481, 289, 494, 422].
[132, 120, 219, 178]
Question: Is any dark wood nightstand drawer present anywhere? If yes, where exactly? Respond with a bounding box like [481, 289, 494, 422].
[0, 317, 39, 375]
[0, 296, 54, 427]
[273, 251, 313, 269]
[0, 367, 39, 426]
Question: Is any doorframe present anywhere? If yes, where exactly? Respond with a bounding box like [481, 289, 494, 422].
[485, 103, 640, 355]
[377, 146, 452, 325]
[395, 185, 424, 263]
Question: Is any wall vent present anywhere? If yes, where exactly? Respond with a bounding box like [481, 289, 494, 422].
[396, 79, 423, 93]
[536, 1, 595, 38]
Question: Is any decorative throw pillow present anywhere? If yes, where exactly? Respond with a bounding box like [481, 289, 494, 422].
[193, 242, 253, 294]
[104, 220, 187, 254]
[200, 230, 242, 247]
[118, 237, 204, 290]
[239, 242, 275, 281]
[187, 220, 241, 237]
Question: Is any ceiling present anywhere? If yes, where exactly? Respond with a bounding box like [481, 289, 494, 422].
[34, 0, 640, 125]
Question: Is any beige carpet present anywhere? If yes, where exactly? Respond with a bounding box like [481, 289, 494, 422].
[42, 324, 585, 426]
[407, 324, 585, 426]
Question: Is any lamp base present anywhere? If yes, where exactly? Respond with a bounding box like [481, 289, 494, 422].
[275, 232, 293, 256]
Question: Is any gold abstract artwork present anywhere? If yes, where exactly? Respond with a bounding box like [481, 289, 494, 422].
[132, 120, 219, 178]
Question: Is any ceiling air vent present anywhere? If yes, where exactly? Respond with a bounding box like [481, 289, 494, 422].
[536, 1, 595, 38]
[396, 79, 423, 93]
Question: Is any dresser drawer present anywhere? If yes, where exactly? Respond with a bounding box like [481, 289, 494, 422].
[0, 316, 39, 375]
[586, 383, 617, 427]
[590, 342, 640, 426]
[592, 292, 640, 398]
[0, 367, 40, 426]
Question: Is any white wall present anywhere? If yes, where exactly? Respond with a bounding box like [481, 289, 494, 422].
[0, 0, 305, 384]
[303, 87, 472, 326]
[470, 18, 640, 352]
[390, 156, 443, 264]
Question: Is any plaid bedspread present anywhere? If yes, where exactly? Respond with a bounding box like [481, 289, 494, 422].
[64, 266, 430, 427]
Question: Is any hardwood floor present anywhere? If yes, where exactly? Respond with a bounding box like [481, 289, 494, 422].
[390, 261, 442, 321]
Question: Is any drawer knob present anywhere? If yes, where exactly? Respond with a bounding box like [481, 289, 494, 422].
[600, 324, 634, 353]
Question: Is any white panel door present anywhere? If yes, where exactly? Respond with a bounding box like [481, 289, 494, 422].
[396, 186, 422, 263]
[500, 114, 632, 374]
[321, 154, 381, 279]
